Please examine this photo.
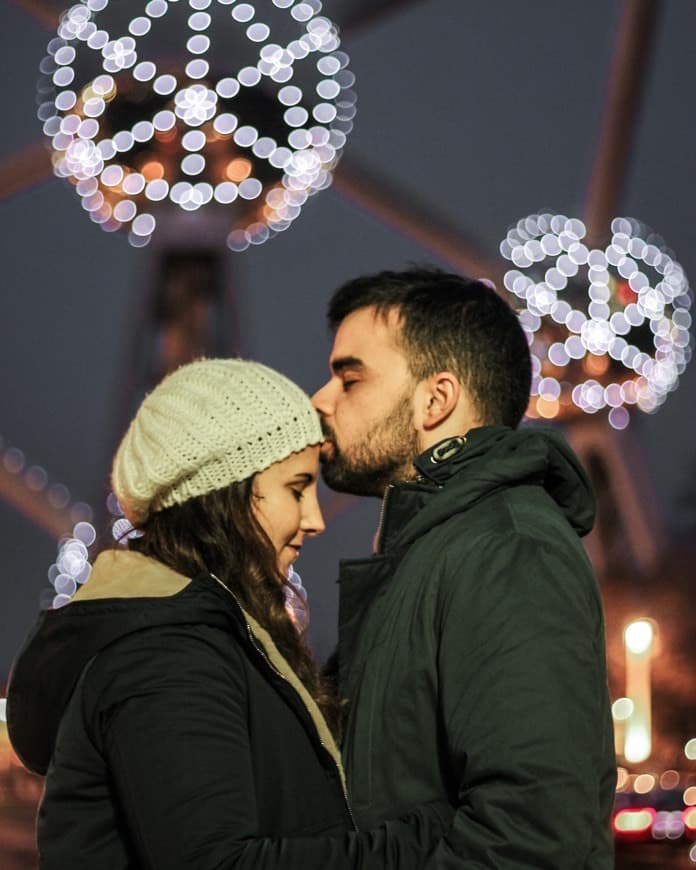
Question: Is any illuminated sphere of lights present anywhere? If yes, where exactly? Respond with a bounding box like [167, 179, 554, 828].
[500, 214, 692, 428]
[38, 0, 356, 249]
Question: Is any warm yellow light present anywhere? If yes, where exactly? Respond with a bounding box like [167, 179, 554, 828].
[81, 85, 97, 103]
[625, 620, 654, 654]
[141, 160, 165, 181]
[633, 774, 655, 794]
[624, 727, 651, 764]
[685, 738, 696, 761]
[612, 697, 634, 721]
[615, 767, 629, 791]
[684, 787, 696, 807]
[536, 397, 560, 419]
[583, 354, 610, 376]
[623, 619, 654, 763]
[226, 158, 252, 182]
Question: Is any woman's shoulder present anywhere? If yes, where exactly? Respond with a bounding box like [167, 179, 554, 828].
[82, 622, 249, 716]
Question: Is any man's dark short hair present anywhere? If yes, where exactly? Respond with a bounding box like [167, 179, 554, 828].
[328, 267, 532, 428]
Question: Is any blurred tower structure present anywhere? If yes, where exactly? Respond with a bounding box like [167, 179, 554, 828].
[112, 208, 241, 435]
[567, 420, 663, 578]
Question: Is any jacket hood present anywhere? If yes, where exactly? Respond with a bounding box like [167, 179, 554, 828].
[6, 550, 233, 775]
[378, 425, 595, 554]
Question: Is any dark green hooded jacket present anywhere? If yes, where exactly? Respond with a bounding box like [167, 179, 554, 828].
[337, 426, 616, 869]
[7, 550, 449, 870]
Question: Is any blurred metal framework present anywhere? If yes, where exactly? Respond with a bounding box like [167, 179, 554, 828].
[1, 0, 660, 539]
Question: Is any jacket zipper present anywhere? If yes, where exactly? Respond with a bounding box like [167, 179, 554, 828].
[209, 574, 357, 830]
[374, 484, 395, 554]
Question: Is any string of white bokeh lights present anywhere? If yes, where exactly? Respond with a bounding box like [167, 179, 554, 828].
[38, 0, 356, 249]
[500, 215, 692, 428]
[0, 436, 97, 609]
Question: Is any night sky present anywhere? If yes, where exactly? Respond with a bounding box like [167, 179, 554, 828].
[1, 0, 695, 673]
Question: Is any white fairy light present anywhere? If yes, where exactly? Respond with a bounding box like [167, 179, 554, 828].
[0, 435, 96, 610]
[501, 214, 692, 424]
[187, 34, 210, 53]
[145, 178, 169, 201]
[40, 0, 355, 247]
[175, 85, 218, 124]
[214, 113, 238, 135]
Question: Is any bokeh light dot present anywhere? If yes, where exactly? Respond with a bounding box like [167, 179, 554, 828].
[187, 34, 210, 53]
[214, 113, 238, 135]
[132, 213, 157, 236]
[247, 22, 270, 41]
[154, 74, 177, 95]
[145, 179, 169, 201]
[633, 774, 655, 794]
[216, 78, 240, 98]
[113, 200, 137, 222]
[129, 16, 151, 36]
[232, 4, 256, 23]
[186, 59, 210, 79]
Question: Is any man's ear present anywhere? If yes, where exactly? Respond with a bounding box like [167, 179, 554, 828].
[413, 372, 461, 432]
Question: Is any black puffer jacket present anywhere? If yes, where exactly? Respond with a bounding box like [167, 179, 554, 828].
[7, 550, 449, 869]
[338, 426, 616, 869]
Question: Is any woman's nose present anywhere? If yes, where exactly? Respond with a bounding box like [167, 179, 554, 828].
[301, 491, 325, 537]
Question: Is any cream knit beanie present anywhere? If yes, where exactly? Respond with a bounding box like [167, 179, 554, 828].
[111, 358, 323, 524]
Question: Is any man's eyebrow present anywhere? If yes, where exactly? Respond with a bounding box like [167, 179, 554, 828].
[330, 356, 365, 375]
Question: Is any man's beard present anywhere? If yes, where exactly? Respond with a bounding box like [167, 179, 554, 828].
[319, 392, 420, 497]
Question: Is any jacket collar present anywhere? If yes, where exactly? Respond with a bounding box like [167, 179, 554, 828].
[375, 427, 510, 554]
[413, 426, 511, 485]
[375, 424, 595, 557]
[73, 549, 192, 601]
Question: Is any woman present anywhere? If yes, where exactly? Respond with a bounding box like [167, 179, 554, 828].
[7, 358, 449, 869]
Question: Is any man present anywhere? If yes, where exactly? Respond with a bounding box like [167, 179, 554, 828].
[312, 268, 616, 868]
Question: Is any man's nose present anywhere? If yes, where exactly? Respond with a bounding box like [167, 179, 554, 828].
[311, 381, 333, 416]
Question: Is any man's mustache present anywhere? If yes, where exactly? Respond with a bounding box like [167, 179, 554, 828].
[320, 418, 336, 443]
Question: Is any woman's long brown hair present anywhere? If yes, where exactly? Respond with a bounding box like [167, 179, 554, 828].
[129, 479, 342, 738]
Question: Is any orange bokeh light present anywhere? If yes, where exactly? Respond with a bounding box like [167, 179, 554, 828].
[226, 158, 252, 182]
[141, 160, 165, 181]
[536, 397, 560, 419]
[583, 354, 610, 376]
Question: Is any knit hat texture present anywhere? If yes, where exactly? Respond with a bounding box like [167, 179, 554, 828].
[112, 358, 323, 524]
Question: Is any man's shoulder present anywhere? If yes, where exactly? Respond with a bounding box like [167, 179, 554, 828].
[404, 483, 593, 593]
[427, 481, 572, 549]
